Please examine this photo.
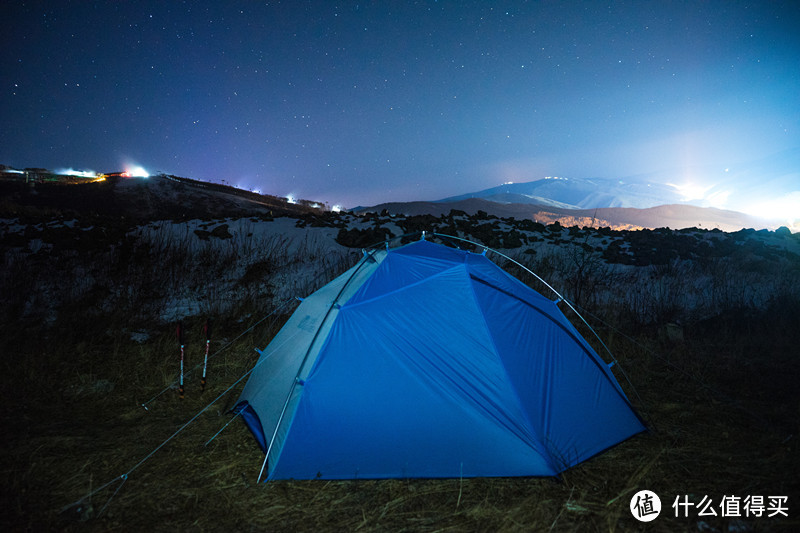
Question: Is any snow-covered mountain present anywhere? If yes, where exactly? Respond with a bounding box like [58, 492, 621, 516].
[436, 176, 683, 209]
[435, 148, 800, 219]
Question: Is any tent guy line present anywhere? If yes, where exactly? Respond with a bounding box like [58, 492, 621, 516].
[64, 306, 306, 517]
[565, 298, 773, 430]
[139, 296, 297, 410]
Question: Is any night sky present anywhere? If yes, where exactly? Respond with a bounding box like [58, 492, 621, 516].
[2, 1, 798, 213]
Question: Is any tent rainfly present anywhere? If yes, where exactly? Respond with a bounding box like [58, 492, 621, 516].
[235, 238, 645, 480]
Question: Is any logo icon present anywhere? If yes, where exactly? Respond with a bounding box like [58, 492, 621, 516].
[630, 490, 661, 522]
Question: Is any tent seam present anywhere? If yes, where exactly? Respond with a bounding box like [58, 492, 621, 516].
[468, 274, 638, 415]
[461, 260, 557, 474]
[343, 263, 466, 309]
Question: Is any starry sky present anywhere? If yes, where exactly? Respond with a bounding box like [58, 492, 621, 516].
[2, 1, 799, 211]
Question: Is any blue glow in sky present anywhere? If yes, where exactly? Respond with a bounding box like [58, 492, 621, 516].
[2, 1, 798, 211]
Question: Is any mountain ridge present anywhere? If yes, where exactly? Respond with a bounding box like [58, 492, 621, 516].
[357, 197, 777, 232]
[1, 165, 789, 232]
[436, 176, 683, 210]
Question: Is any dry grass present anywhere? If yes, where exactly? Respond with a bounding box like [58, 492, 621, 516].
[2, 297, 798, 533]
[1, 220, 798, 532]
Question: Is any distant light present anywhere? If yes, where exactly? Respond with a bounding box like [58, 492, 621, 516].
[252, 188, 261, 194]
[503, 181, 514, 185]
[56, 168, 99, 178]
[125, 165, 149, 178]
[743, 192, 800, 223]
[331, 204, 342, 212]
[286, 194, 296, 204]
[704, 190, 731, 209]
[667, 182, 713, 202]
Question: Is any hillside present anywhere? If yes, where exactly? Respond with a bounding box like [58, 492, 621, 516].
[0, 172, 322, 221]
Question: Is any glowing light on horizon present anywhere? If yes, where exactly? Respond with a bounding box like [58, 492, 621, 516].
[125, 165, 149, 178]
[331, 204, 342, 212]
[56, 168, 99, 178]
[704, 190, 731, 209]
[667, 182, 714, 202]
[742, 192, 800, 223]
[286, 194, 296, 204]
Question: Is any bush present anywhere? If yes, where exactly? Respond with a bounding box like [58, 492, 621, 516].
[335, 226, 394, 248]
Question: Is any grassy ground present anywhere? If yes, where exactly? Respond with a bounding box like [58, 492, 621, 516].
[1, 211, 798, 531]
[2, 293, 798, 532]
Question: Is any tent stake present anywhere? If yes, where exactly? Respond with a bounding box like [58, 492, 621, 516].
[201, 319, 211, 392]
[177, 321, 185, 399]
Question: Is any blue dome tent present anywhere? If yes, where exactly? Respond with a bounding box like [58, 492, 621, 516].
[235, 237, 645, 480]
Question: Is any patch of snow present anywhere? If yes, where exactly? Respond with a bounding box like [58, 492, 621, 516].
[159, 296, 204, 322]
[130, 330, 150, 343]
[28, 238, 46, 253]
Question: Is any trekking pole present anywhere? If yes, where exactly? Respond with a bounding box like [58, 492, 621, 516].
[177, 321, 185, 399]
[201, 318, 211, 392]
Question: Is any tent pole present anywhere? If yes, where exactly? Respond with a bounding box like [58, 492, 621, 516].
[255, 248, 383, 483]
[256, 451, 269, 484]
[431, 232, 642, 405]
